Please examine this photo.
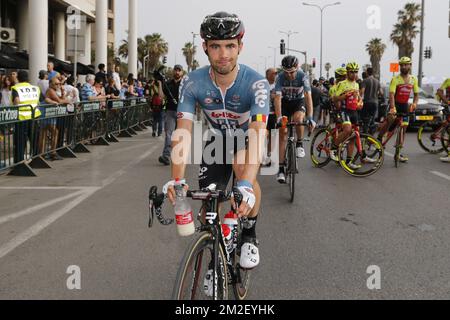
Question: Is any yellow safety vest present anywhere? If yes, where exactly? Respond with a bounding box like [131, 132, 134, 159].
[10, 82, 42, 120]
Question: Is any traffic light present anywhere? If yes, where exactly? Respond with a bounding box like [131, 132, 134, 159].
[312, 58, 316, 68]
[424, 47, 432, 59]
[163, 56, 167, 64]
[280, 40, 286, 55]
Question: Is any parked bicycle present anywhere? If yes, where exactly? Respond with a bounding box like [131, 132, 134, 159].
[417, 105, 450, 154]
[311, 111, 384, 177]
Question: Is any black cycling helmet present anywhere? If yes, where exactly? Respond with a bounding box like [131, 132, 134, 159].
[200, 12, 245, 41]
[282, 55, 299, 71]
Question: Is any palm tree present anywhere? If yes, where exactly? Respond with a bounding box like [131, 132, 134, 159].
[366, 38, 386, 80]
[182, 42, 196, 72]
[118, 33, 169, 76]
[142, 33, 169, 74]
[390, 2, 421, 59]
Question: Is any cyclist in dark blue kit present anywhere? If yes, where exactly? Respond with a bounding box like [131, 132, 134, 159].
[163, 13, 270, 293]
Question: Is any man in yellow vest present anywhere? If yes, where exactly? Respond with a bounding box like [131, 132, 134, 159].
[12, 70, 41, 163]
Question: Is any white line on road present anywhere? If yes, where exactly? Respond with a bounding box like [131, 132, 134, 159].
[0, 188, 98, 260]
[0, 145, 159, 260]
[385, 151, 394, 158]
[0, 187, 88, 190]
[431, 171, 450, 182]
[0, 190, 86, 226]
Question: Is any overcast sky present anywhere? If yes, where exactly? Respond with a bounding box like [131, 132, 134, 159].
[115, 0, 449, 83]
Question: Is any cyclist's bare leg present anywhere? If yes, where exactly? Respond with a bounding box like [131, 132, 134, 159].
[279, 127, 288, 164]
[294, 111, 305, 140]
[334, 123, 352, 147]
[378, 113, 396, 138]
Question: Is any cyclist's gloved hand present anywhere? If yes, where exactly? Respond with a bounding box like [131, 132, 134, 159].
[163, 179, 188, 205]
[234, 180, 256, 218]
[306, 116, 317, 128]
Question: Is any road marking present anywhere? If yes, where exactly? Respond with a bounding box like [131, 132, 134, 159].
[0, 187, 88, 190]
[0, 190, 86, 226]
[0, 189, 97, 260]
[431, 171, 450, 182]
[0, 145, 159, 260]
[384, 151, 394, 158]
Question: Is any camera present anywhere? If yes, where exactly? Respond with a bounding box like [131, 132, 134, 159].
[153, 66, 166, 82]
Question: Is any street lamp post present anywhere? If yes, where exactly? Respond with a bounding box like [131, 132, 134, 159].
[279, 30, 299, 54]
[418, 0, 425, 87]
[192, 32, 199, 72]
[260, 56, 271, 71]
[268, 46, 277, 68]
[303, 1, 341, 78]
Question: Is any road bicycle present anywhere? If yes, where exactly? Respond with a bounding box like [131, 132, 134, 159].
[149, 184, 252, 300]
[417, 105, 450, 154]
[277, 118, 309, 203]
[373, 112, 415, 168]
[311, 111, 384, 177]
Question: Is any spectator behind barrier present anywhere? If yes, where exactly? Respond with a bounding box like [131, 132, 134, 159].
[0, 75, 13, 107]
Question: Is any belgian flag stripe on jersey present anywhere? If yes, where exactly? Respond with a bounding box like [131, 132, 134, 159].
[252, 114, 268, 123]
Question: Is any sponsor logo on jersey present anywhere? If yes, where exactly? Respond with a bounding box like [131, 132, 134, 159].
[177, 112, 184, 119]
[210, 111, 241, 120]
[252, 79, 269, 108]
[204, 98, 213, 105]
[232, 95, 241, 103]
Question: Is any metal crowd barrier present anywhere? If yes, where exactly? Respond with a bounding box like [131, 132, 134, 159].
[0, 97, 152, 177]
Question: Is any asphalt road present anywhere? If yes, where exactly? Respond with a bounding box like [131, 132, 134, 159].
[0, 126, 449, 300]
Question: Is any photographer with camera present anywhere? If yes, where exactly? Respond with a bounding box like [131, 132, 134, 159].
[156, 65, 184, 166]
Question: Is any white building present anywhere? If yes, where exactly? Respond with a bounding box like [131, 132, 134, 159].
[0, 0, 136, 84]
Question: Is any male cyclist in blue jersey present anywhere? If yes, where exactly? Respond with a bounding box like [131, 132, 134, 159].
[164, 12, 270, 282]
[274, 55, 315, 183]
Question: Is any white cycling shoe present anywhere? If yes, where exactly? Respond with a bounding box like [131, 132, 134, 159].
[296, 147, 306, 158]
[240, 241, 260, 270]
[277, 172, 286, 184]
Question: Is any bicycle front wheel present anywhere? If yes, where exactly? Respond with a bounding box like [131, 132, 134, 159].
[310, 128, 332, 168]
[172, 232, 229, 300]
[286, 141, 296, 202]
[338, 133, 384, 177]
[417, 121, 445, 154]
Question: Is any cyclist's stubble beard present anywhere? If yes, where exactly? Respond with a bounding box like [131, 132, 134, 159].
[210, 56, 238, 76]
[400, 66, 411, 76]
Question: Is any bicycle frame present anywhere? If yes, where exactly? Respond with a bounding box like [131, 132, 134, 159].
[379, 115, 408, 148]
[183, 188, 245, 300]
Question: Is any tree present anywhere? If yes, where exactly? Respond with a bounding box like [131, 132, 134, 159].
[118, 33, 169, 77]
[366, 38, 386, 80]
[182, 42, 197, 72]
[390, 2, 421, 59]
[142, 33, 169, 76]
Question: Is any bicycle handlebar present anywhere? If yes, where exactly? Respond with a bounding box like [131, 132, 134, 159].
[148, 185, 243, 228]
[275, 121, 309, 129]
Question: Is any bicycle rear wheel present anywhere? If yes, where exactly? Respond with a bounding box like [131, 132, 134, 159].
[310, 128, 332, 168]
[172, 232, 229, 300]
[285, 141, 296, 202]
[338, 133, 384, 177]
[441, 124, 450, 154]
[417, 121, 445, 154]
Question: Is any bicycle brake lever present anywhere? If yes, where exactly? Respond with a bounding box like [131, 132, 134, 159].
[149, 186, 174, 227]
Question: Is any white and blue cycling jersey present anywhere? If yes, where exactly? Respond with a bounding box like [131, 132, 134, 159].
[275, 69, 311, 102]
[177, 64, 270, 133]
